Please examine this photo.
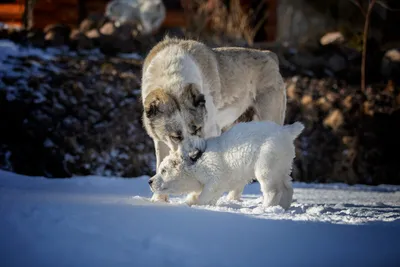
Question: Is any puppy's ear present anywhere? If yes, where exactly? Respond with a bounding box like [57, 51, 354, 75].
[144, 88, 177, 118]
[182, 83, 206, 108]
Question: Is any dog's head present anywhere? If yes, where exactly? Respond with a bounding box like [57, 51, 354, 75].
[148, 151, 202, 194]
[143, 83, 207, 152]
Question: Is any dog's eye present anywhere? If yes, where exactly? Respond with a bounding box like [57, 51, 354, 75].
[191, 126, 202, 135]
[161, 169, 166, 175]
[170, 135, 183, 142]
[170, 131, 183, 142]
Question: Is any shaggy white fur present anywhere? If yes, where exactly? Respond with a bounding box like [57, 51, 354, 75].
[149, 121, 304, 210]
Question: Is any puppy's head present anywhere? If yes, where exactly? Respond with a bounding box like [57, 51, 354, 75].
[143, 84, 207, 152]
[148, 151, 202, 194]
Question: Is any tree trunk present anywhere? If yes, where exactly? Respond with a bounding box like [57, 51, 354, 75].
[23, 0, 36, 30]
[361, 0, 376, 92]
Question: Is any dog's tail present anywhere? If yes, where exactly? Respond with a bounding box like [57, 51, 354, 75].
[284, 122, 304, 139]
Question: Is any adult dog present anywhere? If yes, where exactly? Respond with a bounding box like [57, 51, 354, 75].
[141, 37, 286, 202]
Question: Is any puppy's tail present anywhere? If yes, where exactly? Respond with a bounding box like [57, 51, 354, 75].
[284, 122, 304, 139]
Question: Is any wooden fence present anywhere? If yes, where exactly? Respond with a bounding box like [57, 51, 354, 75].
[0, 0, 276, 41]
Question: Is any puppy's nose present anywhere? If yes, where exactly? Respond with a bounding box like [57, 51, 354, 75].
[148, 179, 153, 186]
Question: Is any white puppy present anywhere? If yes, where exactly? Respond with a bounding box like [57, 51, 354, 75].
[149, 121, 304, 210]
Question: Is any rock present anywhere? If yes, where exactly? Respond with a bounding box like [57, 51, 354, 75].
[70, 29, 95, 50]
[105, 0, 166, 34]
[286, 83, 298, 101]
[27, 30, 46, 48]
[316, 97, 332, 111]
[115, 38, 137, 54]
[0, 27, 9, 39]
[301, 95, 313, 108]
[44, 24, 71, 46]
[342, 95, 353, 110]
[7, 28, 27, 44]
[0, 54, 154, 178]
[98, 35, 120, 56]
[381, 49, 400, 83]
[285, 76, 400, 185]
[69, 28, 80, 40]
[327, 53, 347, 73]
[323, 109, 344, 131]
[98, 34, 137, 55]
[156, 27, 186, 39]
[114, 22, 138, 40]
[85, 28, 100, 39]
[290, 51, 325, 74]
[97, 23, 139, 55]
[320, 32, 345, 46]
[79, 13, 106, 33]
[384, 49, 400, 62]
[99, 22, 116, 36]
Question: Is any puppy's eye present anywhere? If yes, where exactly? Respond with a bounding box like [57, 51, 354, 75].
[161, 169, 166, 175]
[170, 131, 183, 142]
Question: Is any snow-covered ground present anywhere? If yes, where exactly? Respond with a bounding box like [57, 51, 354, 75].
[0, 170, 399, 267]
[1, 39, 399, 266]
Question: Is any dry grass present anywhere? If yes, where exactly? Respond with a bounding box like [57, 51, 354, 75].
[181, 0, 268, 46]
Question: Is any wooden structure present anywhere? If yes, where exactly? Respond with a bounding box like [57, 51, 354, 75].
[0, 0, 187, 28]
[0, 0, 277, 41]
[0, 0, 25, 27]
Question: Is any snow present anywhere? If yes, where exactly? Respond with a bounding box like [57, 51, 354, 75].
[0, 40, 141, 68]
[0, 39, 399, 266]
[117, 52, 143, 60]
[0, 170, 399, 267]
[0, 40, 54, 62]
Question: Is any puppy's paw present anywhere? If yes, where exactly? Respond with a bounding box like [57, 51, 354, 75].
[226, 192, 242, 202]
[184, 192, 199, 206]
[151, 194, 169, 203]
[184, 201, 195, 207]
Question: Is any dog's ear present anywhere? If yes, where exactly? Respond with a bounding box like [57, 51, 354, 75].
[182, 84, 206, 108]
[188, 149, 203, 163]
[144, 88, 178, 118]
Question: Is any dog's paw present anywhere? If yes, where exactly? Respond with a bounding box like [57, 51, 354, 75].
[151, 194, 169, 203]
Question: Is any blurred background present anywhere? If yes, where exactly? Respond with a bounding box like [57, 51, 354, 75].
[0, 0, 399, 185]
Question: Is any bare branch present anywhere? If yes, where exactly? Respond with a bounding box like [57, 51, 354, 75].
[376, 0, 400, 11]
[348, 0, 367, 17]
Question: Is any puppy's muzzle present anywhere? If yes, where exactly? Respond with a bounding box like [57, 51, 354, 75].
[148, 179, 153, 186]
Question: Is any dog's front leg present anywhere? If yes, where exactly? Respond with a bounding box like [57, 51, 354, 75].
[204, 102, 221, 139]
[151, 140, 170, 202]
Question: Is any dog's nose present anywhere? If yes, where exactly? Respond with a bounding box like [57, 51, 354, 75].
[148, 179, 153, 186]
